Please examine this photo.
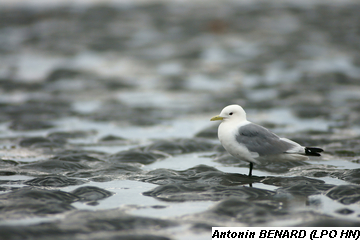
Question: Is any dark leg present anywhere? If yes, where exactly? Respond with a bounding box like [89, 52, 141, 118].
[249, 162, 253, 177]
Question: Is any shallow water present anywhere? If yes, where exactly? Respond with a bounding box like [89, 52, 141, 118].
[1, 1, 360, 239]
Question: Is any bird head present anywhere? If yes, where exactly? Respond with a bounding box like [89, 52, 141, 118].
[210, 104, 247, 122]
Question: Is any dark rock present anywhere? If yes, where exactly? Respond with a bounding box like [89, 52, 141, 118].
[1, 100, 73, 122]
[0, 187, 79, 220]
[326, 185, 360, 205]
[292, 103, 331, 119]
[0, 208, 175, 239]
[24, 176, 87, 187]
[99, 135, 127, 142]
[0, 79, 44, 92]
[66, 162, 142, 179]
[19, 137, 66, 148]
[0, 171, 17, 176]
[9, 120, 55, 131]
[0, 187, 80, 203]
[135, 164, 263, 186]
[110, 149, 168, 165]
[103, 77, 134, 90]
[47, 130, 97, 139]
[277, 182, 335, 196]
[19, 160, 90, 174]
[332, 169, 360, 184]
[143, 183, 275, 202]
[46, 68, 84, 82]
[262, 176, 326, 187]
[51, 152, 102, 163]
[191, 222, 213, 231]
[71, 186, 113, 202]
[0, 160, 18, 167]
[335, 208, 354, 215]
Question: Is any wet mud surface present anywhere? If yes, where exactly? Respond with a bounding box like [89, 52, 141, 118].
[1, 1, 360, 239]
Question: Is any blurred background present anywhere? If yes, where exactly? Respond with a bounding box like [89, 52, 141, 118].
[1, 0, 360, 239]
[0, 0, 360, 134]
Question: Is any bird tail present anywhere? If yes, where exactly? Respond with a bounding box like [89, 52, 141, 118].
[305, 147, 323, 156]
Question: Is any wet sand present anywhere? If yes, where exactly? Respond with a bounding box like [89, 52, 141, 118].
[0, 1, 360, 239]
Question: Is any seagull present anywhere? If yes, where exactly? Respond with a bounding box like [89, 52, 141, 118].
[210, 104, 323, 177]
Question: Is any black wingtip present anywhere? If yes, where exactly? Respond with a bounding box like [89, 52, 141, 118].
[305, 147, 324, 156]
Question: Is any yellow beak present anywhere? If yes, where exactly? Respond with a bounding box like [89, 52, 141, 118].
[210, 115, 223, 121]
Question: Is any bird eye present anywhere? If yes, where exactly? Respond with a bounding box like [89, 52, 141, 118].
[229, 112, 233, 115]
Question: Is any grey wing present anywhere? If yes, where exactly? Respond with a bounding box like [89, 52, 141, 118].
[236, 123, 296, 156]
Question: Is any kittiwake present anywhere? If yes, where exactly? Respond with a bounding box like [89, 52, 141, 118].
[210, 104, 323, 177]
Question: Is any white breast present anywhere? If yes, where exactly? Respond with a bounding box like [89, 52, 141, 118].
[218, 121, 259, 164]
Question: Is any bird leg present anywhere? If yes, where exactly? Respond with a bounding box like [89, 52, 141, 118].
[248, 162, 253, 177]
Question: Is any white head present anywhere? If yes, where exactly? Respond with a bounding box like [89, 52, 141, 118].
[210, 104, 247, 122]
